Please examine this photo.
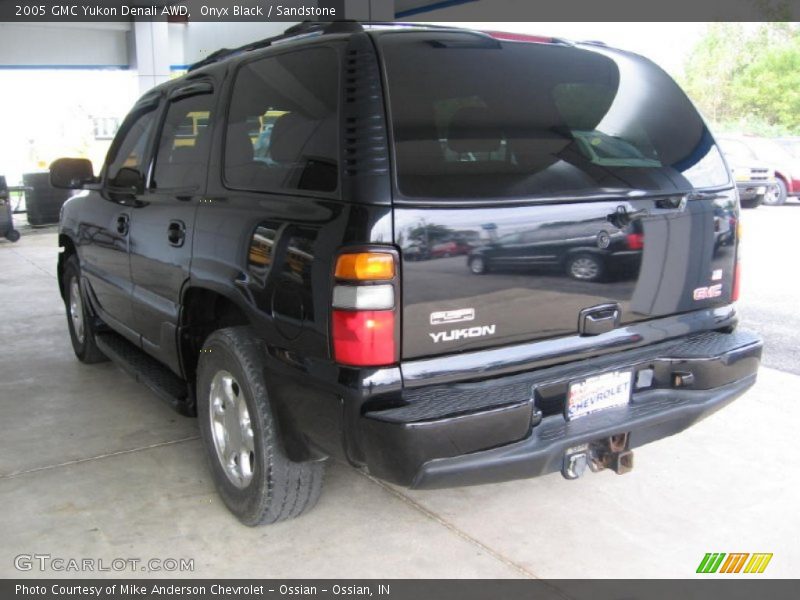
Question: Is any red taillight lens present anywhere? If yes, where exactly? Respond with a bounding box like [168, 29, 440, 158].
[732, 262, 741, 302]
[332, 310, 396, 367]
[626, 233, 644, 250]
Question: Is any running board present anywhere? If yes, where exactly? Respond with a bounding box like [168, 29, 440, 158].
[95, 332, 194, 416]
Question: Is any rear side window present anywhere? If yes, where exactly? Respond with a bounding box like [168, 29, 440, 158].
[105, 106, 158, 186]
[380, 33, 730, 199]
[224, 47, 339, 194]
[152, 92, 215, 190]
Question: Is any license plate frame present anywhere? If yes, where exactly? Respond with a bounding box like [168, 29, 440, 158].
[566, 370, 633, 421]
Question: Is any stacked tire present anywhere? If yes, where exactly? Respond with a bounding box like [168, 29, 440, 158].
[1, 174, 21, 242]
[23, 172, 73, 226]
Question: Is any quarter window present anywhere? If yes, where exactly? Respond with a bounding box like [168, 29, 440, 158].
[224, 47, 339, 194]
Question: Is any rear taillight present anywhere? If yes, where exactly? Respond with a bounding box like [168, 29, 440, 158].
[331, 250, 399, 367]
[626, 233, 644, 250]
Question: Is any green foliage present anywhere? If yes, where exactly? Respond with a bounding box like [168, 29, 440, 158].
[682, 23, 800, 135]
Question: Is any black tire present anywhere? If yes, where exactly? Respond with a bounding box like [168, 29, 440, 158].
[469, 256, 489, 275]
[764, 180, 787, 206]
[566, 253, 605, 282]
[62, 255, 108, 364]
[5, 229, 20, 242]
[197, 327, 325, 526]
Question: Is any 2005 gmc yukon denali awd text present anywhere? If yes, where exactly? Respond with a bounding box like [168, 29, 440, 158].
[50, 22, 763, 525]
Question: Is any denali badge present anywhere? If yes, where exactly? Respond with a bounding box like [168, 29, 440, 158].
[693, 284, 722, 300]
[430, 308, 475, 326]
[429, 325, 496, 343]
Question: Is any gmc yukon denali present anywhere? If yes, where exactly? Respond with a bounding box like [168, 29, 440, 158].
[51, 22, 762, 525]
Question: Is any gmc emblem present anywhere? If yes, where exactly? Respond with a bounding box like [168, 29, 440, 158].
[693, 284, 723, 300]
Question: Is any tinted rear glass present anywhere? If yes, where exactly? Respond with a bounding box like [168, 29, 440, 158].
[380, 33, 729, 199]
[224, 46, 339, 195]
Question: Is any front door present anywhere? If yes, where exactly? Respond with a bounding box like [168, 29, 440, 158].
[79, 101, 160, 340]
[128, 84, 215, 374]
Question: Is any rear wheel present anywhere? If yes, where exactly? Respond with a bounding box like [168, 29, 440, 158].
[197, 327, 325, 525]
[566, 254, 604, 282]
[62, 256, 107, 364]
[469, 256, 488, 274]
[5, 229, 20, 242]
[764, 180, 787, 206]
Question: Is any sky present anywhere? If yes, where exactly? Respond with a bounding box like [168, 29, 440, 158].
[428, 22, 711, 76]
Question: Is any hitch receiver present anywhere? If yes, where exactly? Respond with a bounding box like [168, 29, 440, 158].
[589, 433, 634, 475]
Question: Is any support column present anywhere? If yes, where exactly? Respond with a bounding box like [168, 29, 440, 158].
[133, 20, 171, 94]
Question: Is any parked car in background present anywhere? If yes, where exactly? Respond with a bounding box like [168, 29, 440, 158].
[717, 137, 776, 208]
[431, 239, 472, 258]
[725, 136, 800, 205]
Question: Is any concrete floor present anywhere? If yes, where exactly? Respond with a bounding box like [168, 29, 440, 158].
[1, 217, 798, 579]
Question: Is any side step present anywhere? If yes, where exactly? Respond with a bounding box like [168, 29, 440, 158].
[95, 332, 194, 416]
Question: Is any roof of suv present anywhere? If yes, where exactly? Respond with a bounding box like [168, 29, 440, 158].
[186, 21, 574, 74]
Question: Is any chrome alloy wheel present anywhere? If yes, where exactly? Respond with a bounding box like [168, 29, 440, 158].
[570, 257, 600, 280]
[69, 276, 85, 344]
[209, 370, 255, 488]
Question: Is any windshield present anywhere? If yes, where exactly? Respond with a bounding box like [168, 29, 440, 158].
[380, 32, 730, 199]
[778, 140, 800, 158]
[749, 138, 795, 164]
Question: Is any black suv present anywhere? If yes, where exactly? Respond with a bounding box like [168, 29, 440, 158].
[51, 22, 762, 525]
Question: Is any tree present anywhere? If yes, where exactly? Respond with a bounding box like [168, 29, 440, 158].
[682, 23, 800, 134]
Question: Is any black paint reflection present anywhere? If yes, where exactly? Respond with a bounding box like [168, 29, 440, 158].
[396, 193, 740, 359]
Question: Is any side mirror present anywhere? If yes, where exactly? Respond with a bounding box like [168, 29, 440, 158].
[109, 167, 145, 195]
[50, 158, 96, 189]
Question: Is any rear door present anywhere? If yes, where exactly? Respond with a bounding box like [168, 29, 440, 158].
[377, 32, 737, 359]
[128, 82, 215, 373]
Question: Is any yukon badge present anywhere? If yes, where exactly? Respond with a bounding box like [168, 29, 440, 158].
[429, 308, 496, 343]
[429, 325, 496, 344]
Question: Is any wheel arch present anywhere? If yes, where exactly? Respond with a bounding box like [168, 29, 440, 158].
[775, 171, 790, 190]
[178, 285, 252, 384]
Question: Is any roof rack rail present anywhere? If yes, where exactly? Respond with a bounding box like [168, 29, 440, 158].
[188, 20, 364, 72]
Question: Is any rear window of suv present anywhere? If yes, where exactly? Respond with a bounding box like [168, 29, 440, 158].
[380, 32, 730, 199]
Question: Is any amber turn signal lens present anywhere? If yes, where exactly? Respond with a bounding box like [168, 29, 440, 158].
[335, 252, 395, 281]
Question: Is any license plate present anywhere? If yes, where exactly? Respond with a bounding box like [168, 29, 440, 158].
[566, 370, 632, 420]
[757, 186, 766, 194]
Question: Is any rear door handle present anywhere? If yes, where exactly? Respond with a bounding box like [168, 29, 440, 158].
[579, 303, 621, 336]
[116, 214, 129, 236]
[167, 220, 186, 247]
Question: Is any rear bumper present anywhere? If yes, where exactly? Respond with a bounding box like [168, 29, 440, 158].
[359, 330, 762, 488]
